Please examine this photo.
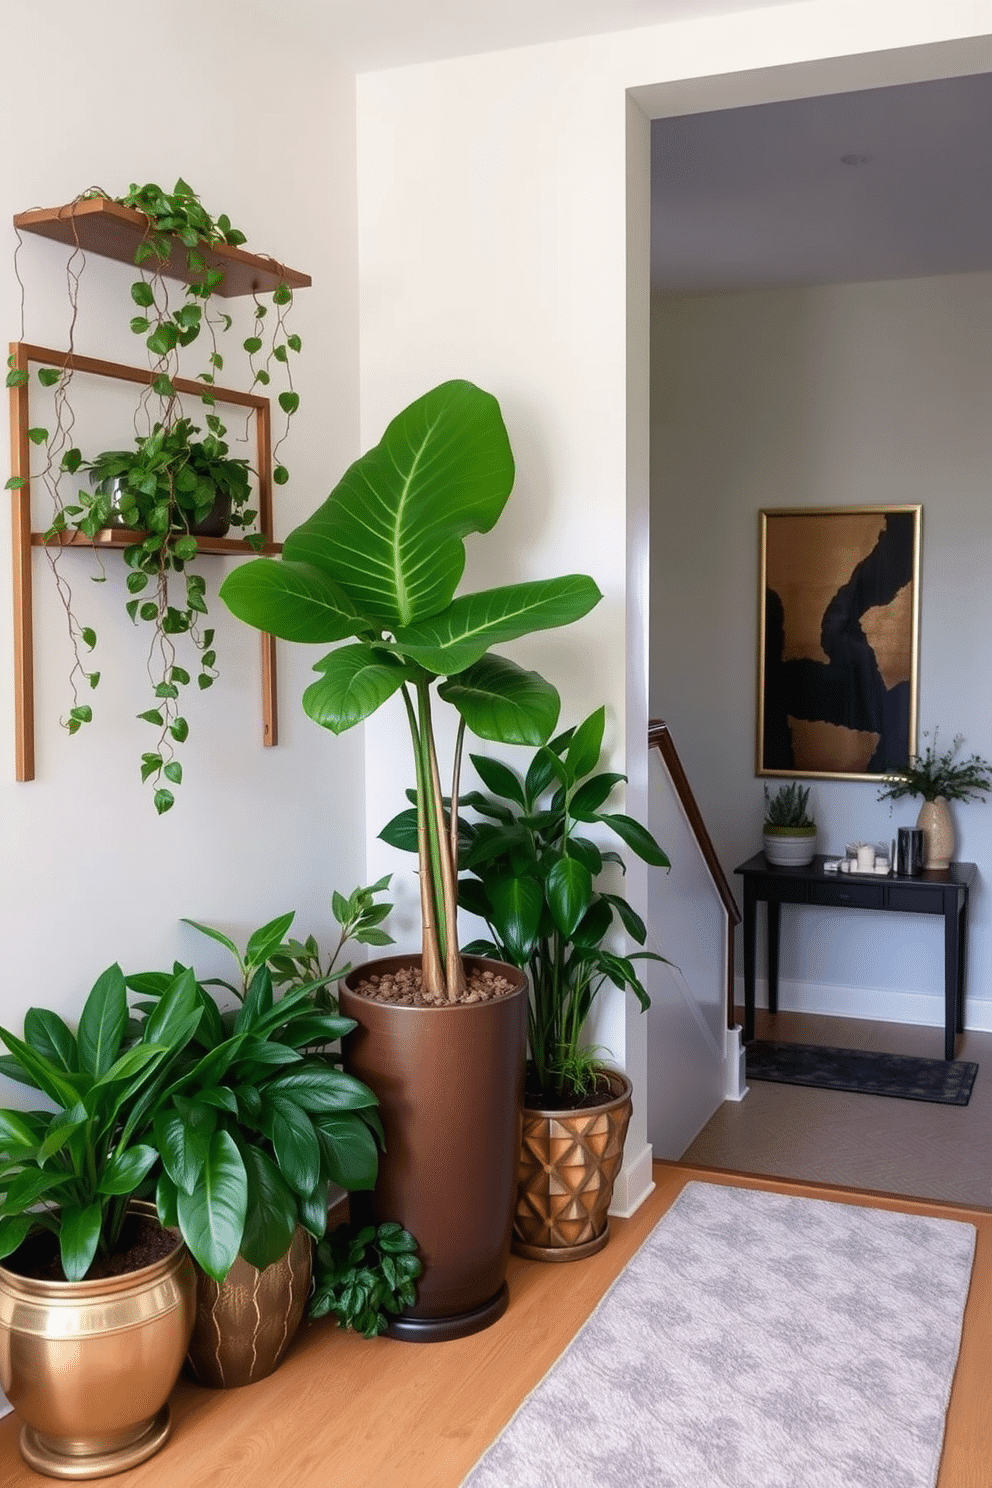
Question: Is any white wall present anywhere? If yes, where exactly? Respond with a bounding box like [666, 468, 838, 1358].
[354, 1, 992, 1197]
[651, 271, 992, 1028]
[0, 1, 366, 1039]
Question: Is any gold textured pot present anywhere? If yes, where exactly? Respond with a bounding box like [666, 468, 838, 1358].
[917, 795, 955, 870]
[185, 1225, 312, 1389]
[513, 1069, 633, 1262]
[0, 1202, 195, 1480]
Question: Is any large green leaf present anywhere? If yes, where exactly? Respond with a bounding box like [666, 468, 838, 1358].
[23, 1009, 77, 1075]
[98, 1144, 158, 1196]
[244, 912, 296, 969]
[77, 964, 128, 1080]
[282, 380, 515, 630]
[154, 1107, 215, 1195]
[468, 755, 526, 806]
[264, 1096, 321, 1197]
[565, 706, 606, 782]
[0, 1026, 83, 1111]
[488, 875, 543, 964]
[218, 558, 362, 644]
[313, 1112, 379, 1191]
[0, 1109, 46, 1150]
[59, 1202, 103, 1282]
[596, 812, 671, 868]
[391, 575, 601, 675]
[238, 1144, 297, 1271]
[0, 1214, 36, 1261]
[265, 1066, 379, 1113]
[546, 858, 593, 939]
[439, 655, 560, 746]
[175, 1129, 248, 1282]
[141, 967, 202, 1048]
[302, 645, 412, 735]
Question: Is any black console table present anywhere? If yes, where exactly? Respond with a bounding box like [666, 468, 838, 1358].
[734, 853, 977, 1061]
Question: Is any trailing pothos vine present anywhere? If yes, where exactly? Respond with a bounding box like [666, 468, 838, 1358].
[6, 178, 303, 812]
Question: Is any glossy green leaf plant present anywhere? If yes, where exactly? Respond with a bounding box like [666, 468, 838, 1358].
[383, 707, 671, 1104]
[0, 965, 204, 1281]
[220, 380, 602, 1003]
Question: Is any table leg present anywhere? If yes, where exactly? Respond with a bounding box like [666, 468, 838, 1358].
[743, 882, 757, 1043]
[767, 900, 781, 1016]
[944, 892, 960, 1061]
[956, 890, 968, 1036]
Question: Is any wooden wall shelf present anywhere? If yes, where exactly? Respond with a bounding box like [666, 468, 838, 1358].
[14, 198, 312, 299]
[33, 529, 282, 555]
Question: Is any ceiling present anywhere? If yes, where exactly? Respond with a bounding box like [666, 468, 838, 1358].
[652, 70, 992, 292]
[250, 0, 798, 72]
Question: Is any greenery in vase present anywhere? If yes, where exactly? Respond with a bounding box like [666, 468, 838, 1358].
[877, 732, 992, 804]
[125, 961, 382, 1281]
[309, 1221, 422, 1337]
[219, 379, 601, 1004]
[763, 781, 815, 829]
[0, 965, 204, 1280]
[382, 706, 670, 1105]
[6, 176, 302, 812]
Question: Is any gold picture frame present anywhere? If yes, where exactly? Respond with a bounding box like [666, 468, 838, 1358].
[757, 505, 921, 781]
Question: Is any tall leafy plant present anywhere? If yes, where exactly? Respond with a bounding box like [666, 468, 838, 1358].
[220, 380, 601, 1003]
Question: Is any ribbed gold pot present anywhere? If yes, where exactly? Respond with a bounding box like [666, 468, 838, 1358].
[0, 1202, 195, 1480]
[513, 1070, 633, 1262]
[184, 1225, 312, 1389]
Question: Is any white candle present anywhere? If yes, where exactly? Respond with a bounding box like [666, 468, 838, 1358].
[856, 844, 875, 871]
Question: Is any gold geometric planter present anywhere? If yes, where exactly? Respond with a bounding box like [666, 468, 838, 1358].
[184, 1225, 313, 1389]
[513, 1070, 633, 1262]
[0, 1202, 195, 1480]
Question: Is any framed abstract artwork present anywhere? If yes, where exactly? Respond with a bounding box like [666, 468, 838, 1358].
[757, 506, 921, 780]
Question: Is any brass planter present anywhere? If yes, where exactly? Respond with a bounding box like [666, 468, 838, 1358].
[513, 1070, 633, 1261]
[340, 955, 527, 1342]
[0, 1202, 195, 1479]
[185, 1225, 313, 1389]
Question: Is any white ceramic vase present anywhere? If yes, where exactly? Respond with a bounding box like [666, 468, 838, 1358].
[762, 825, 816, 867]
[916, 796, 954, 870]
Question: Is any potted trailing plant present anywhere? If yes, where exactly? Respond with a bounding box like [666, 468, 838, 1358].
[46, 416, 264, 812]
[383, 705, 669, 1261]
[218, 378, 601, 1337]
[762, 781, 817, 866]
[126, 907, 385, 1388]
[0, 965, 203, 1477]
[878, 731, 992, 869]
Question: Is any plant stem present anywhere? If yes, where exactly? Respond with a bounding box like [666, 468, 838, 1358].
[402, 684, 444, 1000]
[418, 680, 465, 1002]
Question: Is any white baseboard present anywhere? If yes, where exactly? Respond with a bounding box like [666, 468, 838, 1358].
[736, 975, 992, 1033]
[609, 1139, 655, 1218]
[724, 1024, 748, 1101]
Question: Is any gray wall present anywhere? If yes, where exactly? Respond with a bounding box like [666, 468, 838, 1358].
[650, 272, 992, 1029]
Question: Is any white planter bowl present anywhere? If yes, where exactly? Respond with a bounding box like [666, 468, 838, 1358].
[762, 827, 816, 867]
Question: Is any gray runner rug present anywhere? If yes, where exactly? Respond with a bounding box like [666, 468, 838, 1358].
[463, 1181, 976, 1488]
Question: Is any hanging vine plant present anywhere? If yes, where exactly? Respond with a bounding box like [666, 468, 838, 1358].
[6, 178, 306, 813]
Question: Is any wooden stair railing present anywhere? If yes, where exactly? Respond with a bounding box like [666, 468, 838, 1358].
[648, 720, 741, 1030]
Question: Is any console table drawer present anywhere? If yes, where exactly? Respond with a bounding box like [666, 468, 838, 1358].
[886, 886, 946, 915]
[811, 880, 884, 910]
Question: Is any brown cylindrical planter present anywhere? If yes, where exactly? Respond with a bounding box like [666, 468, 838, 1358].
[513, 1069, 633, 1262]
[185, 1226, 312, 1389]
[340, 955, 527, 1342]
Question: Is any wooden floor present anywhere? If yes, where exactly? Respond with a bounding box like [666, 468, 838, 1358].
[1, 1163, 989, 1487]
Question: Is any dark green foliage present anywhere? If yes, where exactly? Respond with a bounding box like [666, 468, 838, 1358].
[381, 705, 670, 1103]
[878, 732, 992, 805]
[309, 1222, 421, 1337]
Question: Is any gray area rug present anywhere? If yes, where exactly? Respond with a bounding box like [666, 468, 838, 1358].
[463, 1182, 976, 1488]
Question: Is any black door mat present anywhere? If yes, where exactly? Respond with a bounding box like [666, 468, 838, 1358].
[746, 1040, 978, 1106]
